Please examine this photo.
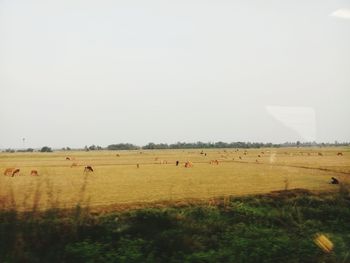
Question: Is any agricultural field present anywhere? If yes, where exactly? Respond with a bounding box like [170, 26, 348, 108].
[0, 147, 349, 211]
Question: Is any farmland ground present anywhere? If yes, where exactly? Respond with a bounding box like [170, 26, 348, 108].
[0, 147, 349, 211]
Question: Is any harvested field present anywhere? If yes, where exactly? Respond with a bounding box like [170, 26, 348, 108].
[0, 147, 349, 211]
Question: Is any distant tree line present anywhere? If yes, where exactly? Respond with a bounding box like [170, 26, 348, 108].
[142, 141, 275, 149]
[16, 148, 34, 153]
[84, 145, 103, 151]
[280, 141, 350, 147]
[106, 143, 140, 150]
[4, 148, 34, 153]
[142, 141, 350, 149]
[1, 141, 349, 153]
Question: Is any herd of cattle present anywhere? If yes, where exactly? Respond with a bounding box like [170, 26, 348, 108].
[3, 157, 94, 177]
[3, 168, 38, 177]
[2, 151, 344, 184]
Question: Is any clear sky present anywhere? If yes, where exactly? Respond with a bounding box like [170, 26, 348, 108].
[1, 0, 349, 149]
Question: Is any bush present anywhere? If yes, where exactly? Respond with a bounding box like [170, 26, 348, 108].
[0, 191, 349, 262]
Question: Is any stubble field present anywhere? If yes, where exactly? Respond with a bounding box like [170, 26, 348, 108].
[0, 147, 349, 211]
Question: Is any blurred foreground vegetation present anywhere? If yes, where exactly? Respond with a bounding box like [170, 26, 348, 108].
[0, 189, 349, 263]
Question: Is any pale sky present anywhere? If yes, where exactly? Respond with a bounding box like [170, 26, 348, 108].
[1, 0, 349, 149]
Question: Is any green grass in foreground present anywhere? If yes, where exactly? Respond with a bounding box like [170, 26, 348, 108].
[1, 189, 350, 263]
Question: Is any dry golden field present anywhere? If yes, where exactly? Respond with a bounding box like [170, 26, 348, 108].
[0, 147, 349, 211]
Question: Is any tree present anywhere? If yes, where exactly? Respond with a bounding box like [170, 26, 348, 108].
[88, 145, 96, 151]
[40, 146, 52, 152]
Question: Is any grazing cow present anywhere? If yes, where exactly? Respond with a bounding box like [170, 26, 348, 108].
[84, 165, 94, 172]
[116, 154, 120, 157]
[239, 156, 242, 160]
[204, 153, 207, 156]
[258, 155, 261, 158]
[210, 160, 219, 165]
[256, 159, 258, 163]
[71, 163, 78, 168]
[176, 161, 179, 166]
[66, 157, 71, 160]
[337, 152, 343, 156]
[136, 164, 140, 168]
[244, 152, 247, 155]
[318, 152, 323, 156]
[12, 169, 20, 177]
[330, 177, 339, 184]
[261, 151, 265, 154]
[31, 170, 39, 176]
[4, 168, 15, 176]
[184, 161, 193, 168]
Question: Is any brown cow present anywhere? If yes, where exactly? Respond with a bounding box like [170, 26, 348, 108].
[258, 155, 261, 158]
[239, 156, 242, 160]
[176, 161, 179, 166]
[136, 164, 140, 168]
[31, 170, 39, 176]
[12, 169, 20, 177]
[66, 157, 71, 160]
[84, 165, 94, 172]
[318, 152, 323, 156]
[337, 152, 343, 156]
[4, 168, 15, 176]
[184, 161, 193, 168]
